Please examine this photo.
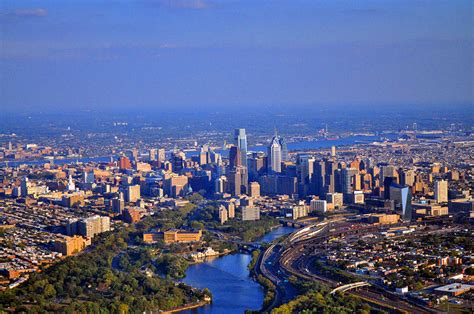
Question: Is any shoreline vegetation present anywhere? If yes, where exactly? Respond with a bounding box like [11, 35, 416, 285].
[0, 194, 285, 313]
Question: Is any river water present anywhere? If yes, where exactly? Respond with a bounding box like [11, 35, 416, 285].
[180, 226, 294, 314]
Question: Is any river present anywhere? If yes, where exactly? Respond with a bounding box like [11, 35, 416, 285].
[180, 226, 294, 314]
[0, 134, 398, 167]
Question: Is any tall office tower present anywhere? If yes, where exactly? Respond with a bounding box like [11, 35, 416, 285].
[324, 160, 336, 194]
[341, 168, 359, 195]
[227, 168, 243, 196]
[126, 185, 141, 203]
[111, 197, 125, 214]
[77, 215, 111, 238]
[434, 180, 448, 203]
[157, 148, 166, 163]
[199, 144, 210, 165]
[400, 169, 415, 186]
[229, 145, 242, 168]
[389, 183, 412, 221]
[215, 176, 227, 194]
[268, 135, 282, 173]
[20, 177, 28, 197]
[380, 165, 398, 185]
[248, 152, 266, 181]
[242, 206, 260, 221]
[172, 151, 186, 172]
[119, 156, 132, 170]
[280, 136, 288, 162]
[67, 175, 76, 191]
[313, 160, 326, 197]
[149, 149, 157, 161]
[383, 176, 396, 199]
[295, 154, 314, 196]
[219, 205, 228, 224]
[331, 146, 336, 157]
[234, 128, 248, 167]
[249, 181, 261, 197]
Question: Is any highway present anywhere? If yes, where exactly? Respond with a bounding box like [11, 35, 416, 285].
[257, 219, 436, 313]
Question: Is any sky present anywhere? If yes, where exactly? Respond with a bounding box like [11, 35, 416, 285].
[0, 0, 472, 113]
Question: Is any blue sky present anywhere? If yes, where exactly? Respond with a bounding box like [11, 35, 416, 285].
[0, 0, 472, 112]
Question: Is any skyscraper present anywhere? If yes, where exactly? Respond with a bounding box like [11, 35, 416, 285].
[234, 128, 248, 167]
[229, 145, 242, 169]
[268, 135, 282, 173]
[434, 180, 448, 203]
[280, 136, 288, 162]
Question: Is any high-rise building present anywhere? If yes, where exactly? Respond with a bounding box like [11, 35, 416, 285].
[119, 156, 132, 170]
[310, 199, 327, 213]
[389, 183, 412, 221]
[227, 167, 248, 196]
[149, 149, 157, 161]
[434, 180, 448, 203]
[331, 146, 336, 157]
[20, 177, 28, 197]
[125, 185, 141, 203]
[234, 128, 248, 167]
[341, 168, 359, 195]
[249, 182, 260, 197]
[157, 148, 166, 163]
[280, 136, 288, 162]
[229, 145, 242, 168]
[219, 205, 228, 224]
[268, 135, 282, 173]
[242, 206, 260, 221]
[248, 152, 266, 180]
[67, 175, 76, 191]
[400, 169, 415, 186]
[77, 215, 110, 238]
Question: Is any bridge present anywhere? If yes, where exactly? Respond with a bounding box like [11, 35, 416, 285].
[330, 281, 371, 295]
[279, 219, 309, 228]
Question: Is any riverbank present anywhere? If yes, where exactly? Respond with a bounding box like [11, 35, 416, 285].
[162, 299, 211, 314]
[178, 226, 296, 313]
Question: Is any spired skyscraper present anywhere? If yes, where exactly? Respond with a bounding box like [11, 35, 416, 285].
[268, 134, 282, 173]
[234, 128, 248, 167]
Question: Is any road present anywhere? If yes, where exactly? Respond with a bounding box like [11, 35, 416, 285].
[258, 219, 436, 313]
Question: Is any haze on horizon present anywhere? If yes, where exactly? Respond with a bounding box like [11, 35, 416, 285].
[0, 0, 472, 113]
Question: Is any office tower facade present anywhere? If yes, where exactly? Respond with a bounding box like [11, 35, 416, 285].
[149, 149, 157, 161]
[280, 136, 288, 162]
[157, 148, 166, 162]
[234, 128, 248, 167]
[229, 145, 242, 168]
[125, 185, 141, 203]
[400, 169, 415, 186]
[219, 205, 228, 224]
[434, 180, 448, 203]
[341, 168, 359, 195]
[119, 156, 132, 170]
[242, 206, 260, 221]
[77, 215, 110, 238]
[249, 182, 260, 197]
[248, 152, 266, 181]
[268, 135, 282, 173]
[310, 199, 327, 213]
[389, 183, 412, 221]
